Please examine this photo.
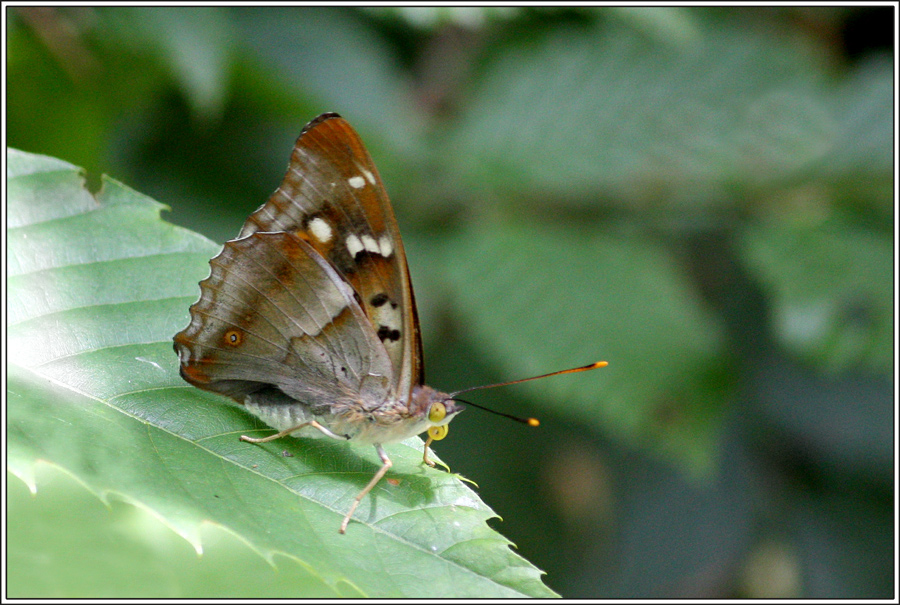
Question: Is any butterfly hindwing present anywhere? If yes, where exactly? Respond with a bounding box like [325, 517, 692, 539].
[173, 231, 394, 414]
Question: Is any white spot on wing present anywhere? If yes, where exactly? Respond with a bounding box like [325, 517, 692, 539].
[362, 169, 376, 185]
[348, 233, 391, 258]
[373, 302, 401, 335]
[308, 217, 333, 243]
[176, 347, 192, 365]
[378, 235, 393, 258]
[348, 176, 366, 189]
[361, 235, 380, 254]
[346, 234, 364, 258]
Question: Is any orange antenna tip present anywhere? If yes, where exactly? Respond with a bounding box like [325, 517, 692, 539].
[527, 418, 540, 427]
[552, 361, 608, 377]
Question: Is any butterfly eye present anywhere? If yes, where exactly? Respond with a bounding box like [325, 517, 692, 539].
[427, 425, 448, 441]
[428, 402, 446, 424]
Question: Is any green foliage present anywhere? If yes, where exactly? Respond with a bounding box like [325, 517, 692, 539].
[7, 151, 556, 599]
[7, 466, 351, 598]
[7, 6, 893, 599]
[436, 224, 728, 470]
[740, 220, 892, 372]
[99, 7, 234, 120]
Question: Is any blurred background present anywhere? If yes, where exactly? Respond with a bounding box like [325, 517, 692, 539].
[7, 6, 895, 598]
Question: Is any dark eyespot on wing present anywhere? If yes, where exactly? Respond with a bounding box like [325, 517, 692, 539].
[377, 325, 401, 342]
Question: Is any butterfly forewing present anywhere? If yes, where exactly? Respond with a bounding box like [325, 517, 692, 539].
[237, 114, 422, 397]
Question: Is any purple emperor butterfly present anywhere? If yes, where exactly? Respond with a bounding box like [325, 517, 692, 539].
[174, 113, 606, 533]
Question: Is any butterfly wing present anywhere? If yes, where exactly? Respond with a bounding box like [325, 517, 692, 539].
[237, 113, 423, 397]
[174, 231, 394, 415]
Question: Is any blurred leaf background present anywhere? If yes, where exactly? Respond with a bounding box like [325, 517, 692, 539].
[6, 5, 894, 598]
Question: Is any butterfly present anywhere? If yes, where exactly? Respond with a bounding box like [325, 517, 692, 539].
[173, 113, 605, 533]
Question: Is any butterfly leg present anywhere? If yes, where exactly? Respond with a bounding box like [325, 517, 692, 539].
[422, 435, 437, 467]
[340, 443, 391, 534]
[308, 420, 351, 440]
[240, 420, 349, 444]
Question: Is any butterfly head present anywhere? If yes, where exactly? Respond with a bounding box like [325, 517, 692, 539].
[411, 385, 464, 443]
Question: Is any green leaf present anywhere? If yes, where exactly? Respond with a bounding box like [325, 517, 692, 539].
[438, 223, 730, 471]
[817, 56, 893, 206]
[609, 6, 703, 46]
[739, 220, 892, 373]
[98, 7, 233, 120]
[6, 148, 557, 598]
[234, 8, 429, 204]
[237, 8, 423, 153]
[446, 20, 839, 208]
[7, 467, 352, 598]
[373, 6, 522, 30]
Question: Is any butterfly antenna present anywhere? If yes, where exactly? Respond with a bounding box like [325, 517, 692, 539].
[448, 397, 541, 426]
[448, 361, 608, 427]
